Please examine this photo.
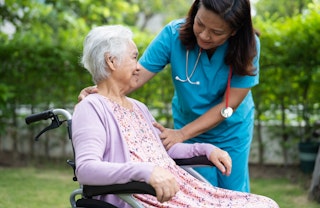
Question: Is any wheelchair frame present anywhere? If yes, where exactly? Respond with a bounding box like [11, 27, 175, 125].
[25, 108, 213, 208]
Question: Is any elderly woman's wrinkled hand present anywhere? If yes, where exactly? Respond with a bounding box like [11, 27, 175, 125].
[149, 166, 180, 203]
[77, 86, 98, 102]
[153, 122, 185, 150]
[209, 148, 232, 176]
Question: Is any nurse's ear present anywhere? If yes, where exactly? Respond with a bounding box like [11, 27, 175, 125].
[230, 30, 237, 36]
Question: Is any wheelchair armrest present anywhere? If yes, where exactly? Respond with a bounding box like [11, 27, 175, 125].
[82, 181, 156, 198]
[174, 155, 214, 166]
[81, 156, 213, 199]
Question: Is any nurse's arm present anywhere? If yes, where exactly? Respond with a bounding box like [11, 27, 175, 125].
[180, 87, 251, 140]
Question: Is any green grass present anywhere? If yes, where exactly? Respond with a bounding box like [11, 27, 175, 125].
[251, 177, 319, 208]
[0, 166, 319, 208]
[0, 167, 78, 208]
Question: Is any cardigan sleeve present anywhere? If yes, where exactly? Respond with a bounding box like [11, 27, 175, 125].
[167, 142, 217, 159]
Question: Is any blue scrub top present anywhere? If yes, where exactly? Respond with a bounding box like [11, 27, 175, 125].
[139, 19, 260, 147]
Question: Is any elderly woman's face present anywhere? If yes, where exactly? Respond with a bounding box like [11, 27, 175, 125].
[193, 5, 236, 50]
[114, 40, 139, 89]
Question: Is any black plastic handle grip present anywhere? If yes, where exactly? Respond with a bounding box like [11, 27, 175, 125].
[25, 110, 54, 124]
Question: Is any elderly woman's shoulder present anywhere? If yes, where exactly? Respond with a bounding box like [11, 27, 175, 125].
[77, 94, 105, 107]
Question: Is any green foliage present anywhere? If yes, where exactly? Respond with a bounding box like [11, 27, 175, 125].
[252, 1, 320, 165]
[254, 0, 314, 19]
[253, 1, 320, 127]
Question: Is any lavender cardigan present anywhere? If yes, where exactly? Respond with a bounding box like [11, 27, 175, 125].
[72, 94, 216, 207]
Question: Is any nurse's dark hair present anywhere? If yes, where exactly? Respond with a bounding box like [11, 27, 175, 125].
[179, 0, 258, 75]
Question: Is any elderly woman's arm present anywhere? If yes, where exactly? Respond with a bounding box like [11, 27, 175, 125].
[167, 142, 232, 176]
[72, 100, 155, 185]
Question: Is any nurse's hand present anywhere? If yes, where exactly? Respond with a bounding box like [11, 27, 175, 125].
[78, 85, 98, 102]
[153, 122, 185, 150]
[208, 148, 232, 176]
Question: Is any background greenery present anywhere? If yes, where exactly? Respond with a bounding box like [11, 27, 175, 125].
[0, 0, 319, 181]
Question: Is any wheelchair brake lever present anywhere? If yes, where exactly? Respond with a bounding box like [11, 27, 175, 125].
[35, 114, 62, 141]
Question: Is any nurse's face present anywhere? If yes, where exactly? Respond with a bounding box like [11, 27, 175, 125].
[193, 5, 236, 51]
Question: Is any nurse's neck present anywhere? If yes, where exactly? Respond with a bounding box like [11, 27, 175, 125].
[206, 47, 217, 60]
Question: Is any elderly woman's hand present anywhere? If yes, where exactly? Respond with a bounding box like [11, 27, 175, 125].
[153, 122, 186, 150]
[149, 166, 180, 203]
[77, 86, 98, 102]
[208, 148, 232, 176]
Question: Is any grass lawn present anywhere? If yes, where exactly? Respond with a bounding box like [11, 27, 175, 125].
[0, 167, 78, 208]
[251, 177, 319, 208]
[0, 166, 319, 208]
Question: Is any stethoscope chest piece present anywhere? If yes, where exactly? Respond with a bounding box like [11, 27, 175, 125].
[221, 107, 233, 118]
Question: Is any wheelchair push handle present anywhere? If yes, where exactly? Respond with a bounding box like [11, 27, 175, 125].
[25, 109, 72, 124]
[25, 108, 72, 141]
[25, 110, 54, 124]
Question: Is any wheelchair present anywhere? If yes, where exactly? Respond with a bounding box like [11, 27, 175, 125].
[25, 108, 214, 208]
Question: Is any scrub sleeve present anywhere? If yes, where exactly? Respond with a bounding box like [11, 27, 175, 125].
[139, 19, 260, 192]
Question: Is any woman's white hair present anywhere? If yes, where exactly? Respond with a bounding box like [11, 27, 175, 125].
[81, 25, 133, 84]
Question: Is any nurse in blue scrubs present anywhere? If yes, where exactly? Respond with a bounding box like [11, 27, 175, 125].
[138, 0, 260, 192]
[79, 0, 260, 192]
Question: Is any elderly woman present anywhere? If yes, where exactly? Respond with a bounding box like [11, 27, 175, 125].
[72, 25, 279, 208]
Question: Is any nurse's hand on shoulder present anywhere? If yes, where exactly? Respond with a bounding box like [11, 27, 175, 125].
[78, 85, 98, 102]
[149, 166, 180, 203]
[209, 148, 232, 176]
[153, 122, 185, 150]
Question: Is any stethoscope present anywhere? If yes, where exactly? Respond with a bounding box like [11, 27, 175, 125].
[175, 49, 202, 85]
[175, 48, 233, 118]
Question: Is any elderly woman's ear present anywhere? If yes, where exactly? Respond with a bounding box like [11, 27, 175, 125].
[104, 54, 116, 71]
